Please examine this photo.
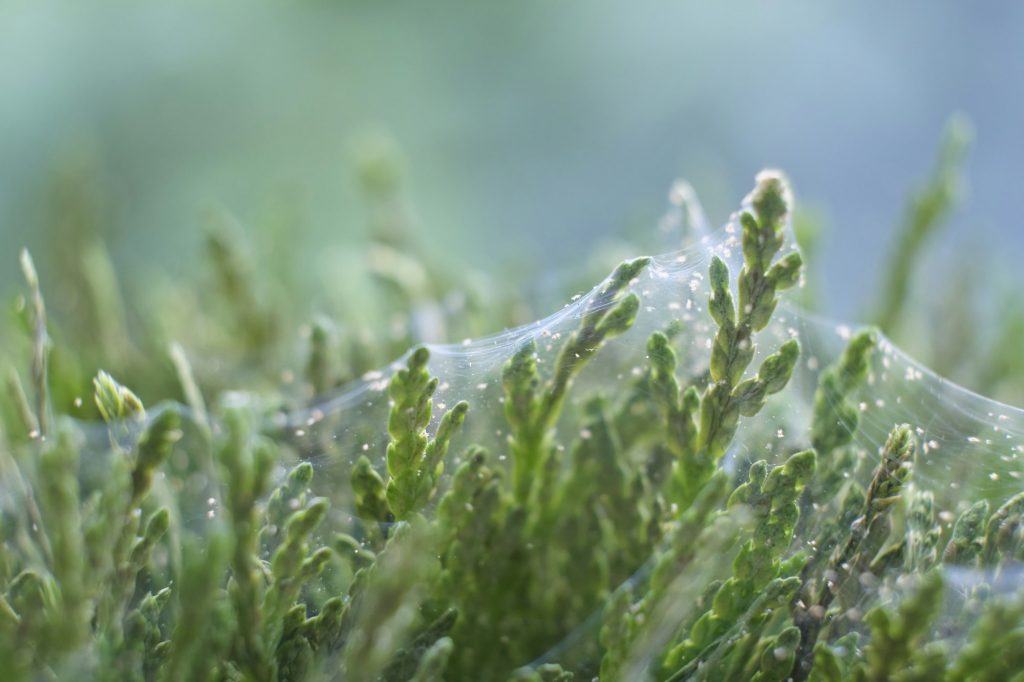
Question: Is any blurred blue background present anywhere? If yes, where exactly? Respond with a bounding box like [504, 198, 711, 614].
[1, 1, 1022, 319]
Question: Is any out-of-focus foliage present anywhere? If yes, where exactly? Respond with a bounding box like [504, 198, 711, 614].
[794, 116, 1024, 406]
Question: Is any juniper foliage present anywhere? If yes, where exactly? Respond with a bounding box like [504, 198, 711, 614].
[0, 168, 1021, 682]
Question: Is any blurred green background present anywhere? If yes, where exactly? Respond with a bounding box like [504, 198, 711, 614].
[1, 1, 1023, 402]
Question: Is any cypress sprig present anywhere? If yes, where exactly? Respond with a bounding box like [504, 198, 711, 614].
[128, 507, 170, 573]
[943, 500, 990, 566]
[796, 329, 877, 542]
[91, 393, 179, 643]
[728, 450, 816, 558]
[613, 321, 684, 455]
[263, 461, 315, 551]
[904, 489, 942, 572]
[793, 423, 916, 681]
[647, 332, 700, 466]
[663, 450, 815, 674]
[673, 334, 800, 508]
[666, 575, 803, 681]
[122, 587, 172, 680]
[859, 425, 915, 542]
[263, 497, 330, 638]
[385, 346, 469, 520]
[308, 595, 345, 653]
[503, 257, 648, 502]
[218, 410, 277, 681]
[434, 446, 500, 549]
[810, 329, 876, 456]
[131, 409, 181, 503]
[433, 448, 526, 678]
[352, 455, 391, 526]
[545, 258, 648, 416]
[655, 173, 803, 509]
[712, 171, 802, 386]
[275, 604, 315, 681]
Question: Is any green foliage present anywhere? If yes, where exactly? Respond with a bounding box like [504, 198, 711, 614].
[874, 115, 972, 337]
[385, 347, 468, 520]
[665, 171, 803, 508]
[809, 329, 876, 456]
[503, 257, 648, 502]
[659, 450, 814, 678]
[0, 163, 1021, 682]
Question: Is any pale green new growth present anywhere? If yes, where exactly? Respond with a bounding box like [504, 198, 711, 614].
[94, 370, 144, 423]
[385, 346, 469, 519]
[503, 257, 648, 502]
[663, 171, 803, 509]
